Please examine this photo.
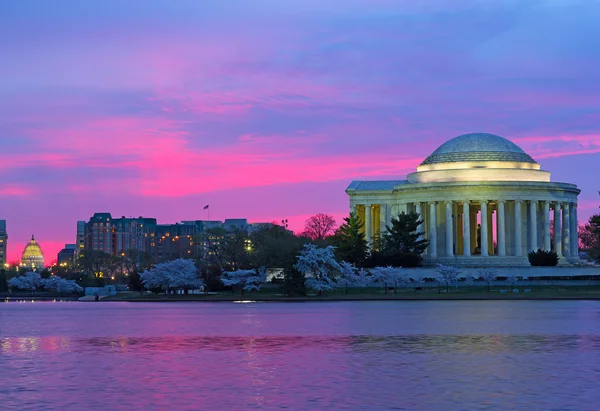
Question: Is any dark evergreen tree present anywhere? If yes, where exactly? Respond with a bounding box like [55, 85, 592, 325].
[580, 214, 600, 262]
[330, 212, 368, 266]
[281, 268, 307, 296]
[0, 269, 8, 292]
[370, 211, 429, 267]
[383, 212, 429, 254]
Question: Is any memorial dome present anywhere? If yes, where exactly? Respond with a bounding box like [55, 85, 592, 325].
[21, 235, 45, 268]
[421, 133, 537, 165]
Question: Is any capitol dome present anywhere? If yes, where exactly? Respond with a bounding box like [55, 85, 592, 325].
[421, 133, 537, 165]
[21, 235, 45, 268]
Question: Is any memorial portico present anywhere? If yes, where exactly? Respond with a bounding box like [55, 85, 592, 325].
[346, 133, 581, 267]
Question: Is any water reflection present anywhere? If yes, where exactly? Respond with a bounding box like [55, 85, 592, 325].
[3, 334, 600, 356]
[1, 301, 600, 411]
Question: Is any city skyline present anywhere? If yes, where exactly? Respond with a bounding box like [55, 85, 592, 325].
[2, 1, 600, 262]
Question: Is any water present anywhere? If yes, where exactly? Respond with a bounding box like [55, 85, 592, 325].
[1, 301, 600, 410]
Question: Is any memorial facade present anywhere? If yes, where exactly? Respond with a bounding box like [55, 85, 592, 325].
[346, 133, 580, 266]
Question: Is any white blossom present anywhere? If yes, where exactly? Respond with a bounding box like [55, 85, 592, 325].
[436, 264, 461, 288]
[462, 272, 475, 286]
[477, 268, 498, 284]
[222, 267, 267, 292]
[8, 272, 41, 291]
[337, 261, 359, 289]
[294, 244, 341, 292]
[41, 276, 83, 293]
[370, 266, 405, 289]
[140, 259, 203, 292]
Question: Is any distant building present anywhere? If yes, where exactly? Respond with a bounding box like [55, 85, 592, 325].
[76, 221, 86, 256]
[21, 235, 45, 269]
[0, 220, 7, 266]
[57, 244, 77, 265]
[80, 214, 274, 263]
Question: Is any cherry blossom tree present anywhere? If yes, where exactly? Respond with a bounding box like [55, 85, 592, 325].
[222, 267, 267, 294]
[462, 272, 475, 287]
[337, 261, 360, 294]
[140, 259, 203, 294]
[370, 266, 405, 294]
[294, 244, 341, 294]
[41, 276, 83, 293]
[8, 272, 41, 291]
[506, 274, 519, 288]
[436, 264, 461, 291]
[477, 268, 498, 292]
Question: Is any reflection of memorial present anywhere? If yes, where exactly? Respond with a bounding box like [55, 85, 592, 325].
[347, 133, 580, 266]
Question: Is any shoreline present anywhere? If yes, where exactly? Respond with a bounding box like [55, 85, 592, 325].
[99, 293, 600, 302]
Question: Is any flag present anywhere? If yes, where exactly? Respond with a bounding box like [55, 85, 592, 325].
[203, 205, 209, 209]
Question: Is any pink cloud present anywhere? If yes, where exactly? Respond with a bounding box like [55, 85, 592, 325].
[514, 134, 600, 159]
[0, 185, 32, 196]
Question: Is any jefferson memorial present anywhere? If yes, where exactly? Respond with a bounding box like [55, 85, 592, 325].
[346, 133, 580, 266]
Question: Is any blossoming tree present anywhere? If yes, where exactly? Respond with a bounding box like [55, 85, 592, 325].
[294, 244, 341, 294]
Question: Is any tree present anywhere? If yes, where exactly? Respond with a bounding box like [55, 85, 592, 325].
[120, 249, 154, 275]
[199, 227, 251, 272]
[281, 268, 307, 297]
[580, 214, 600, 262]
[528, 249, 559, 266]
[250, 224, 308, 271]
[140, 259, 203, 294]
[330, 212, 368, 266]
[477, 268, 497, 292]
[436, 264, 460, 292]
[41, 276, 83, 294]
[8, 272, 41, 291]
[294, 244, 341, 294]
[302, 214, 337, 241]
[222, 267, 267, 295]
[506, 274, 518, 288]
[78, 250, 110, 278]
[370, 266, 405, 294]
[370, 212, 428, 267]
[462, 272, 475, 287]
[383, 212, 429, 255]
[337, 261, 360, 295]
[0, 269, 8, 292]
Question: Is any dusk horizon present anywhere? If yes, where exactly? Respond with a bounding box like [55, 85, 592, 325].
[2, 0, 599, 263]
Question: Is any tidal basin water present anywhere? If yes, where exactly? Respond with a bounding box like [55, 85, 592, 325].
[1, 301, 600, 410]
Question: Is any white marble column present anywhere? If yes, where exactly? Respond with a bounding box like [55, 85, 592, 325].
[480, 201, 489, 257]
[497, 200, 506, 256]
[415, 202, 423, 242]
[562, 202, 570, 257]
[514, 200, 522, 256]
[570, 203, 578, 257]
[350, 204, 356, 215]
[365, 204, 372, 246]
[463, 201, 471, 257]
[380, 204, 388, 235]
[445, 201, 453, 257]
[543, 201, 551, 251]
[386, 203, 394, 227]
[529, 200, 538, 251]
[429, 202, 437, 258]
[554, 203, 562, 257]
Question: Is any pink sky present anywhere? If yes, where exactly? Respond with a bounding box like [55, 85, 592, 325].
[1, 0, 599, 263]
